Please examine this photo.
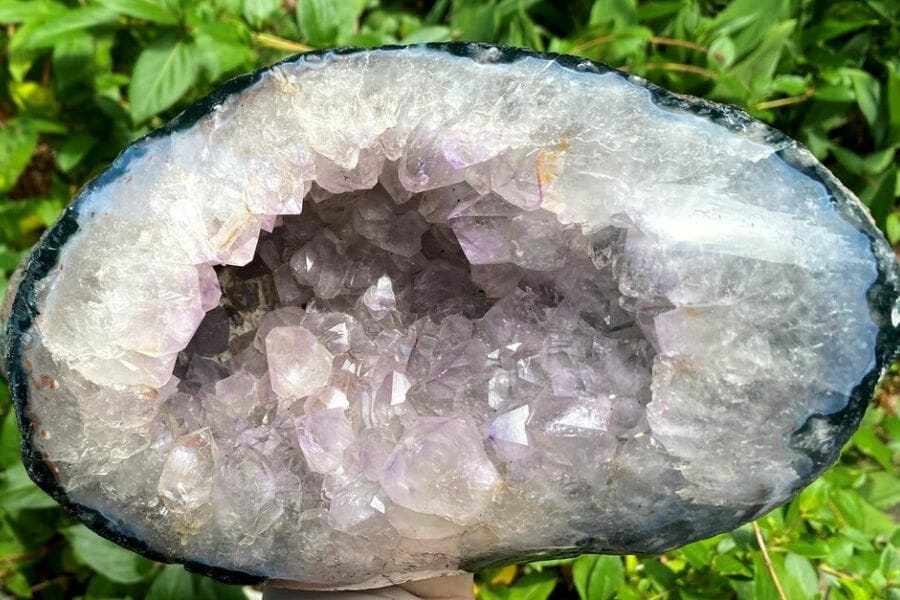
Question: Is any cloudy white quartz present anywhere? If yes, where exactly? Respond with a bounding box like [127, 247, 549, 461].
[12, 46, 889, 588]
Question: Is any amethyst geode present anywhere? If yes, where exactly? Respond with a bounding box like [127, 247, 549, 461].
[4, 44, 899, 588]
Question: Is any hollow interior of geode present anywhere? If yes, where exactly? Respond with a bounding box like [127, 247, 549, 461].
[162, 173, 659, 570]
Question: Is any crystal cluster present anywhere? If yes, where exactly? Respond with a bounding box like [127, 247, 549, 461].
[5, 44, 897, 589]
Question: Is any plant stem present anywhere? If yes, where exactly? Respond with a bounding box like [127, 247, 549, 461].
[252, 33, 313, 53]
[752, 521, 788, 600]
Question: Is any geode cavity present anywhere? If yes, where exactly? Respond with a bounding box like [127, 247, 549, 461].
[4, 43, 899, 588]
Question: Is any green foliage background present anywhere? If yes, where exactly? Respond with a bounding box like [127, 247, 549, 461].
[0, 0, 898, 598]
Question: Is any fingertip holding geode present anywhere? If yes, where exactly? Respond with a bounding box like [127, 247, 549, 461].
[4, 43, 899, 588]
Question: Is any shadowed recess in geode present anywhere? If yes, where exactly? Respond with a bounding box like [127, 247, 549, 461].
[6, 44, 899, 589]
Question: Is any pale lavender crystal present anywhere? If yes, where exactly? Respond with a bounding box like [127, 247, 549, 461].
[265, 325, 333, 398]
[380, 416, 500, 525]
[295, 409, 355, 474]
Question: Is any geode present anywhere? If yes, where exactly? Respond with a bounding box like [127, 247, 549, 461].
[4, 43, 899, 589]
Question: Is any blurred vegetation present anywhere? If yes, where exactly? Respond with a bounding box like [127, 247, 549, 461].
[0, 0, 897, 598]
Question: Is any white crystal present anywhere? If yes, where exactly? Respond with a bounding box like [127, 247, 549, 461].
[265, 326, 333, 399]
[157, 429, 217, 515]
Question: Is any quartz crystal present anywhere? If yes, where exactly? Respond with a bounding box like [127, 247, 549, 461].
[4, 44, 898, 589]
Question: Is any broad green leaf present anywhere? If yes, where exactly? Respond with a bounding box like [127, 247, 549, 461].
[193, 22, 252, 81]
[866, 167, 898, 233]
[51, 32, 103, 92]
[128, 36, 199, 123]
[771, 74, 808, 95]
[679, 541, 711, 569]
[785, 539, 830, 558]
[449, 1, 498, 42]
[403, 25, 452, 43]
[851, 423, 894, 470]
[0, 119, 38, 194]
[707, 0, 788, 61]
[0, 463, 59, 512]
[96, 0, 179, 24]
[642, 558, 676, 590]
[719, 19, 796, 100]
[56, 133, 96, 173]
[296, 0, 364, 46]
[714, 553, 753, 577]
[845, 68, 882, 133]
[887, 61, 900, 144]
[480, 571, 557, 600]
[708, 36, 736, 68]
[243, 0, 281, 26]
[751, 552, 781, 600]
[572, 555, 624, 600]
[881, 545, 899, 578]
[0, 0, 66, 24]
[3, 570, 31, 598]
[886, 212, 900, 245]
[0, 410, 21, 470]
[62, 525, 154, 584]
[636, 1, 684, 21]
[780, 554, 818, 599]
[147, 565, 194, 600]
[589, 0, 637, 29]
[859, 471, 900, 509]
[21, 5, 118, 49]
[831, 489, 896, 537]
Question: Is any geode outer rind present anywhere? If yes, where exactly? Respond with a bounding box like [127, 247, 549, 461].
[3, 42, 898, 586]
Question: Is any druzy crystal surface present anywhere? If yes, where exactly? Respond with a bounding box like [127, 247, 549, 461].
[5, 44, 898, 588]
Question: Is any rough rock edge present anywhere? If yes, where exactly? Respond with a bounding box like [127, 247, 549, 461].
[3, 42, 898, 585]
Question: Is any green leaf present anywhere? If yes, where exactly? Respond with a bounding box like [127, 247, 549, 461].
[886, 212, 900, 245]
[845, 68, 882, 133]
[296, 0, 364, 46]
[865, 167, 899, 232]
[62, 525, 154, 584]
[21, 5, 118, 48]
[714, 553, 753, 577]
[3, 570, 31, 598]
[147, 565, 194, 600]
[887, 61, 900, 144]
[589, 0, 637, 29]
[859, 471, 900, 509]
[880, 545, 899, 578]
[243, 0, 281, 26]
[571, 555, 624, 600]
[708, 36, 736, 68]
[751, 552, 780, 600]
[831, 489, 897, 537]
[193, 22, 252, 81]
[851, 422, 894, 470]
[0, 0, 66, 24]
[0, 463, 59, 512]
[402, 25, 452, 44]
[708, 0, 788, 61]
[56, 133, 96, 173]
[0, 118, 38, 194]
[95, 0, 179, 24]
[780, 554, 818, 599]
[0, 410, 21, 470]
[128, 36, 199, 123]
[721, 19, 796, 100]
[481, 571, 557, 600]
[449, 1, 498, 42]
